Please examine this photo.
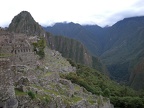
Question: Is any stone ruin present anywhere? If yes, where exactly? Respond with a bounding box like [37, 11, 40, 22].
[0, 29, 114, 108]
[0, 30, 39, 108]
[0, 30, 38, 68]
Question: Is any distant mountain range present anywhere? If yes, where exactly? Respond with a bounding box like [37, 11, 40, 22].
[44, 22, 104, 56]
[44, 17, 144, 90]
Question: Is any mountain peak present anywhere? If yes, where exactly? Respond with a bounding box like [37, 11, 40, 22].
[17, 11, 32, 17]
[8, 11, 44, 36]
[16, 11, 34, 21]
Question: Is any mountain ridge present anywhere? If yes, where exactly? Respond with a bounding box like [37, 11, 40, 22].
[44, 16, 144, 89]
[44, 22, 104, 56]
[45, 32, 107, 73]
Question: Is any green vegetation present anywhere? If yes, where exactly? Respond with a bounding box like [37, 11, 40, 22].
[33, 37, 46, 59]
[103, 88, 110, 97]
[88, 99, 96, 105]
[61, 62, 144, 107]
[15, 88, 27, 96]
[70, 96, 82, 103]
[46, 34, 106, 73]
[61, 64, 112, 95]
[36, 94, 51, 103]
[27, 91, 36, 99]
[51, 36, 86, 64]
[0, 53, 13, 58]
[28, 91, 36, 99]
[110, 97, 144, 108]
[15, 88, 52, 103]
[97, 96, 103, 106]
[44, 97, 50, 103]
[45, 18, 144, 90]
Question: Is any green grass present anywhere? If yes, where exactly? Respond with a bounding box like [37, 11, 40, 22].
[97, 96, 103, 105]
[44, 89, 59, 95]
[31, 84, 43, 89]
[36, 94, 51, 103]
[88, 96, 96, 105]
[88, 99, 96, 105]
[31, 84, 59, 95]
[74, 85, 81, 91]
[44, 72, 53, 77]
[0, 53, 13, 58]
[71, 96, 82, 103]
[15, 89, 27, 96]
[28, 91, 36, 99]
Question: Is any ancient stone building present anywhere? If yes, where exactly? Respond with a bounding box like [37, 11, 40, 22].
[0, 30, 38, 70]
[11, 34, 37, 67]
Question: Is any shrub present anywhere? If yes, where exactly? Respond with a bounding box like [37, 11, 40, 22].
[32, 37, 46, 59]
[28, 91, 35, 99]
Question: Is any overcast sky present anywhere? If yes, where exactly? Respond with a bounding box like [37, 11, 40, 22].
[0, 0, 144, 27]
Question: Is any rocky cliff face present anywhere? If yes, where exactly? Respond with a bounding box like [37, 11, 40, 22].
[46, 33, 92, 66]
[8, 11, 44, 36]
[45, 33, 107, 74]
[0, 29, 113, 108]
[44, 22, 103, 56]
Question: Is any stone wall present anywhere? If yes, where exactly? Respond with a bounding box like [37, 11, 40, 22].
[0, 31, 38, 67]
[0, 59, 18, 108]
[11, 46, 37, 66]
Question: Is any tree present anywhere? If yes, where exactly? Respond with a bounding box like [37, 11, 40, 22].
[103, 88, 110, 97]
[32, 37, 46, 59]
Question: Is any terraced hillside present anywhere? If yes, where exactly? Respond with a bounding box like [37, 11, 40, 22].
[0, 29, 113, 108]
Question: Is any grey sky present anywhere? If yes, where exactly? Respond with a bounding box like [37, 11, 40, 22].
[0, 0, 144, 27]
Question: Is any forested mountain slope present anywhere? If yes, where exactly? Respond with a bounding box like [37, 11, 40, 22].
[44, 22, 103, 56]
[44, 17, 144, 89]
[45, 33, 107, 73]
